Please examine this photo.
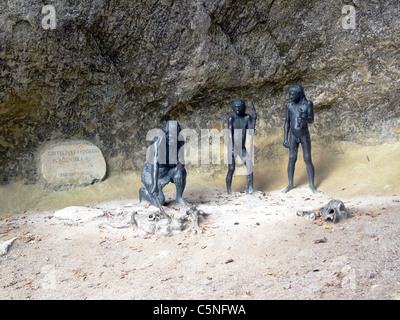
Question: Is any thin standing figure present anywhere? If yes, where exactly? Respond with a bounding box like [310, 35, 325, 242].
[283, 85, 318, 193]
[226, 99, 257, 195]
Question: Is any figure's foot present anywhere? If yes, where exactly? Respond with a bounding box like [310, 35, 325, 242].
[246, 187, 260, 194]
[139, 187, 150, 204]
[309, 185, 319, 194]
[176, 197, 190, 207]
[282, 185, 294, 193]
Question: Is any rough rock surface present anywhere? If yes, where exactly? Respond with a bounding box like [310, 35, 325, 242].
[1, 0, 399, 183]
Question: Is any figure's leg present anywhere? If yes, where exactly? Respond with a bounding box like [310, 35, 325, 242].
[140, 164, 166, 207]
[245, 173, 257, 194]
[139, 187, 151, 203]
[172, 168, 189, 206]
[139, 186, 165, 207]
[226, 163, 235, 195]
[301, 134, 318, 193]
[139, 164, 154, 205]
[242, 149, 258, 194]
[226, 147, 236, 194]
[283, 137, 298, 193]
[156, 188, 166, 206]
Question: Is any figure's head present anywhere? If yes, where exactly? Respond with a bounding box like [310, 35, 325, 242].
[162, 120, 181, 133]
[288, 84, 305, 103]
[161, 120, 181, 144]
[232, 99, 246, 116]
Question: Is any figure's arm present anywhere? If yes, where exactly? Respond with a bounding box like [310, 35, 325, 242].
[176, 146, 185, 172]
[283, 103, 290, 148]
[150, 136, 161, 195]
[176, 135, 185, 171]
[175, 139, 186, 187]
[301, 101, 314, 124]
[228, 115, 235, 154]
[174, 159, 185, 187]
[249, 102, 257, 130]
[299, 101, 314, 123]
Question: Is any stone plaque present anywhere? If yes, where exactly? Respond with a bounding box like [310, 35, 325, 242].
[39, 140, 106, 186]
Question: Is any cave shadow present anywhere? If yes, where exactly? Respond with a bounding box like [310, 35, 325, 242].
[256, 147, 338, 192]
[295, 148, 338, 191]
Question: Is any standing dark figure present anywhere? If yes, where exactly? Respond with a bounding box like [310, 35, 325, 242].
[226, 99, 257, 195]
[283, 85, 317, 193]
[139, 120, 189, 207]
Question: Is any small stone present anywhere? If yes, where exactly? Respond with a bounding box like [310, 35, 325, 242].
[0, 237, 18, 256]
[54, 206, 105, 221]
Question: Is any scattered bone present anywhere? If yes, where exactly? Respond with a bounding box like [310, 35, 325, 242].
[296, 199, 350, 223]
[103, 210, 137, 229]
[103, 206, 210, 236]
[185, 206, 210, 234]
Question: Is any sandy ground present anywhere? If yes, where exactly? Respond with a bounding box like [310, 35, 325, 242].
[1, 141, 400, 300]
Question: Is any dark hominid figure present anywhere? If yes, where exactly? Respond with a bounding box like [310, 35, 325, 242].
[283, 84, 318, 193]
[139, 120, 189, 207]
[226, 99, 257, 195]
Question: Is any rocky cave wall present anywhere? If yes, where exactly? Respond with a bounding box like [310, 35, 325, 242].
[1, 0, 399, 184]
